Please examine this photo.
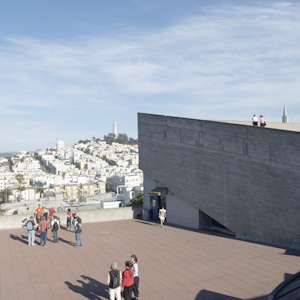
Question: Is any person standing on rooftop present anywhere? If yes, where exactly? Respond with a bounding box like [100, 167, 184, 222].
[252, 114, 258, 126]
[67, 208, 72, 230]
[26, 216, 35, 246]
[122, 261, 134, 300]
[260, 115, 266, 127]
[51, 216, 60, 243]
[75, 217, 83, 247]
[39, 216, 50, 247]
[130, 255, 139, 299]
[107, 262, 122, 300]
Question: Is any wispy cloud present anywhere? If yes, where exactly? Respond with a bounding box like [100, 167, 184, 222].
[0, 1, 300, 150]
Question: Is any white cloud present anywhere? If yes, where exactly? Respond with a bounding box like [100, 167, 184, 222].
[0, 1, 300, 150]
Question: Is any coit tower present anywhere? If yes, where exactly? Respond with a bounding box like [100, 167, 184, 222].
[113, 122, 117, 139]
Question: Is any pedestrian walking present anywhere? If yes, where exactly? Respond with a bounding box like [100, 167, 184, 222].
[107, 262, 122, 300]
[122, 261, 134, 300]
[39, 216, 50, 247]
[51, 216, 60, 243]
[75, 217, 83, 247]
[159, 206, 167, 228]
[130, 255, 139, 299]
[26, 216, 36, 246]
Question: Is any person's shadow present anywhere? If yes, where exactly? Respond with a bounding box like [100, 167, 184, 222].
[65, 275, 109, 300]
[10, 234, 28, 245]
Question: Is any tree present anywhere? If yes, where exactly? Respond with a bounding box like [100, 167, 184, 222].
[15, 174, 25, 202]
[118, 133, 129, 144]
[35, 187, 45, 198]
[127, 191, 144, 207]
[16, 186, 26, 201]
[0, 188, 13, 203]
[15, 174, 25, 185]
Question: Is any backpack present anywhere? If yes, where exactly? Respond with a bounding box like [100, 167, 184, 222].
[109, 270, 120, 289]
[76, 223, 82, 233]
[52, 221, 59, 231]
[26, 221, 33, 231]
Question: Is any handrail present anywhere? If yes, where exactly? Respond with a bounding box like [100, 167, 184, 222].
[268, 271, 300, 300]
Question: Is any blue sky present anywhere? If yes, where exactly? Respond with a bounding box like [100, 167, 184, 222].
[0, 0, 300, 152]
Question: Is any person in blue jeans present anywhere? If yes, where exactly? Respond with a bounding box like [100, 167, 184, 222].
[67, 208, 72, 230]
[75, 217, 83, 247]
[26, 216, 36, 246]
[51, 216, 60, 243]
[39, 216, 49, 247]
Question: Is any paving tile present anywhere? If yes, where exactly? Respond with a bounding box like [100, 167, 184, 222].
[1, 219, 300, 300]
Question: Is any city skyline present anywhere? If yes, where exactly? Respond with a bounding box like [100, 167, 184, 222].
[1, 1, 300, 152]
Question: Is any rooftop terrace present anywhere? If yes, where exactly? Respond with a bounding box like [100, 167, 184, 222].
[1, 219, 300, 300]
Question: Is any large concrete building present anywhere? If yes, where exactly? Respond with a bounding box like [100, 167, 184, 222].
[138, 113, 300, 249]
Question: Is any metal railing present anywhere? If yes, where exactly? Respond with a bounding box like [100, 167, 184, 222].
[268, 271, 300, 300]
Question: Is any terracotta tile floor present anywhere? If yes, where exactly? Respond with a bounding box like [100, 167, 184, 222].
[0, 219, 300, 300]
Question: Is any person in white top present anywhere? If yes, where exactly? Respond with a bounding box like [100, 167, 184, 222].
[130, 255, 139, 298]
[252, 114, 258, 126]
[159, 206, 166, 228]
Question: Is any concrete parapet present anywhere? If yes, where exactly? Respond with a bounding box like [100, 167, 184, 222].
[0, 207, 140, 230]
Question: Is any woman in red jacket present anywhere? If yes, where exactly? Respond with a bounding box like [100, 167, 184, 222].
[122, 261, 134, 300]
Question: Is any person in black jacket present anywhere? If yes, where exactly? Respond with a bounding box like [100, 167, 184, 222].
[107, 262, 122, 300]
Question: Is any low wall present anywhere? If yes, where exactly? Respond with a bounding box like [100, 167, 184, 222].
[0, 207, 142, 230]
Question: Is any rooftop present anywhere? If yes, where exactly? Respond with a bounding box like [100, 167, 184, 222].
[1, 219, 300, 300]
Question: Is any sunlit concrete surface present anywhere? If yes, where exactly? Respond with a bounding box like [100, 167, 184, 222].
[0, 219, 300, 300]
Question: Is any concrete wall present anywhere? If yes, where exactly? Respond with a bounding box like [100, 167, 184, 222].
[138, 113, 300, 249]
[0, 207, 141, 230]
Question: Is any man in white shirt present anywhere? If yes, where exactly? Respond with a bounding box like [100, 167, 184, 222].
[252, 114, 258, 126]
[159, 206, 166, 228]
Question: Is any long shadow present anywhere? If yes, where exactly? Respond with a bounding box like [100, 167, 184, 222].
[65, 275, 109, 300]
[284, 249, 300, 257]
[195, 290, 267, 300]
[144, 220, 299, 256]
[58, 237, 76, 246]
[134, 220, 158, 226]
[10, 234, 28, 245]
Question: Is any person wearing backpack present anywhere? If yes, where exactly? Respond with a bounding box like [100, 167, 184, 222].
[26, 216, 35, 246]
[51, 216, 60, 243]
[107, 262, 122, 300]
[75, 217, 83, 247]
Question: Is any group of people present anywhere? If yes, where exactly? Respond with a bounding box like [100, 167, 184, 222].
[107, 255, 139, 300]
[252, 114, 266, 127]
[25, 204, 83, 247]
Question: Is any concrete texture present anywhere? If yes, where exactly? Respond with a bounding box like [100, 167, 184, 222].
[138, 113, 300, 249]
[0, 207, 140, 229]
[1, 219, 300, 300]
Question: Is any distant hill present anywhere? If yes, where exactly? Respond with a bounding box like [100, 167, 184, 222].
[0, 152, 17, 157]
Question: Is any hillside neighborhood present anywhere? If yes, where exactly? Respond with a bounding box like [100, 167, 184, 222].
[0, 138, 143, 215]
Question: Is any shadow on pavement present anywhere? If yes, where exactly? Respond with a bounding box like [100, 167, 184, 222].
[58, 237, 76, 246]
[10, 234, 28, 245]
[65, 275, 109, 300]
[195, 290, 267, 300]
